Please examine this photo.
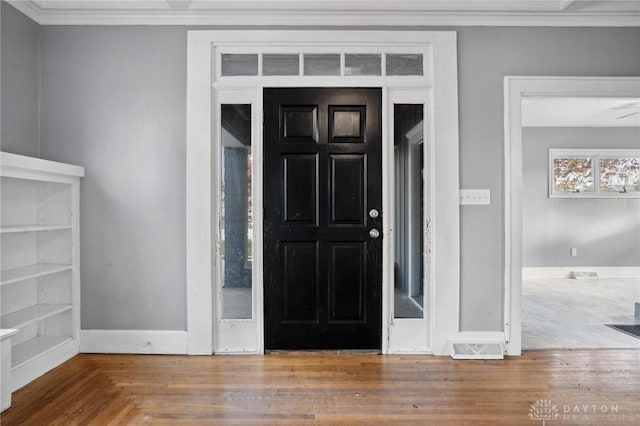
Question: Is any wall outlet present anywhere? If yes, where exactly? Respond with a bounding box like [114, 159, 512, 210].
[570, 248, 578, 257]
[459, 189, 491, 205]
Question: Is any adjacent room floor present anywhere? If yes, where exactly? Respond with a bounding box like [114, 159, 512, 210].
[523, 276, 640, 349]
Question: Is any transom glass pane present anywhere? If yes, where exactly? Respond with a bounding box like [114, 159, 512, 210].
[600, 157, 640, 193]
[553, 157, 594, 193]
[386, 54, 423, 76]
[220, 104, 253, 319]
[394, 104, 425, 319]
[221, 54, 258, 76]
[345, 54, 382, 76]
[303, 54, 341, 76]
[263, 54, 300, 76]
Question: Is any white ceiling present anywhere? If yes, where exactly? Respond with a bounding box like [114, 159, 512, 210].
[7, 0, 640, 26]
[521, 97, 640, 127]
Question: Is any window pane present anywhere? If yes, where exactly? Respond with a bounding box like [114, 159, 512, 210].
[600, 157, 640, 193]
[553, 157, 594, 193]
[263, 54, 300, 76]
[221, 54, 258, 76]
[220, 104, 253, 319]
[345, 54, 381, 76]
[386, 54, 423, 76]
[394, 104, 425, 319]
[304, 54, 340, 76]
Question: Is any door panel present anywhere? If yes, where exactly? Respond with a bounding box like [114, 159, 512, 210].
[329, 242, 366, 322]
[330, 155, 366, 224]
[282, 241, 318, 323]
[264, 88, 382, 349]
[283, 154, 318, 225]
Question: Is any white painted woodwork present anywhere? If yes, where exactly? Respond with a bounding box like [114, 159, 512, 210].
[1, 329, 18, 411]
[386, 88, 433, 354]
[0, 152, 84, 393]
[187, 30, 460, 356]
[7, 0, 640, 26]
[503, 77, 640, 356]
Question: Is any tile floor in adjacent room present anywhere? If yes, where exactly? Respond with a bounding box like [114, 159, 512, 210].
[522, 276, 640, 349]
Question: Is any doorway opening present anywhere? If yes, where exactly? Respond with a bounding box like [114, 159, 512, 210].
[520, 96, 640, 349]
[503, 77, 640, 355]
[186, 31, 460, 355]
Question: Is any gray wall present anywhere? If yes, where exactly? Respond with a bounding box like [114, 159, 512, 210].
[1, 1, 40, 157]
[39, 27, 187, 330]
[522, 127, 640, 267]
[29, 22, 640, 331]
[454, 27, 640, 330]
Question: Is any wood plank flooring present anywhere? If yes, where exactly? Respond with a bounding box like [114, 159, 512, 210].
[2, 350, 639, 425]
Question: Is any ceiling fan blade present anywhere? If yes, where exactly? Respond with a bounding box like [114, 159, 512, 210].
[616, 111, 640, 120]
[612, 103, 640, 110]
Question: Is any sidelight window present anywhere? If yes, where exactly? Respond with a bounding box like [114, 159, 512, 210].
[393, 104, 425, 319]
[220, 104, 253, 319]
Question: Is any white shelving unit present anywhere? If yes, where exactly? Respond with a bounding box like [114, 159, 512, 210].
[0, 152, 84, 395]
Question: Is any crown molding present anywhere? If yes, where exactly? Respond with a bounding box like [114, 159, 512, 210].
[6, 0, 640, 26]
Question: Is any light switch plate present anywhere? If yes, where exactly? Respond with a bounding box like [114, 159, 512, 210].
[460, 189, 491, 205]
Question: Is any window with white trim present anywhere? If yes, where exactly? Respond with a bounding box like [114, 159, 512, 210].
[549, 149, 640, 198]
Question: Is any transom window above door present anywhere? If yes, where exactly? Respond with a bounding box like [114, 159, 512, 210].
[219, 52, 426, 77]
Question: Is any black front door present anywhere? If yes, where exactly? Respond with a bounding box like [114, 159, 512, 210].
[263, 88, 382, 349]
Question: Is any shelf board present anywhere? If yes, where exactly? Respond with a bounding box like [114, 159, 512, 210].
[0, 263, 72, 286]
[1, 304, 72, 330]
[12, 335, 73, 369]
[0, 225, 72, 234]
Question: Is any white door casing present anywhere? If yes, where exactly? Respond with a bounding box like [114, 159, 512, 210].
[503, 76, 640, 355]
[186, 30, 460, 355]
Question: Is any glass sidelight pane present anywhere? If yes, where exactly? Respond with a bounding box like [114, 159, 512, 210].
[220, 104, 253, 319]
[394, 104, 425, 319]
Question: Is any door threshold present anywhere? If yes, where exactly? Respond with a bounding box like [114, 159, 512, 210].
[266, 350, 381, 356]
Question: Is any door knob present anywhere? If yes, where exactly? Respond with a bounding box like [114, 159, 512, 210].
[369, 209, 379, 219]
[369, 229, 380, 239]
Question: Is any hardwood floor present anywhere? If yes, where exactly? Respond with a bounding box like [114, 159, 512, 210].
[2, 350, 639, 425]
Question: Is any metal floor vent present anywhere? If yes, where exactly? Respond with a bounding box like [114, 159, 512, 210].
[450, 342, 504, 360]
[570, 271, 599, 279]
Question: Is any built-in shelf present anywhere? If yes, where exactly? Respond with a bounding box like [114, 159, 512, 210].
[1, 151, 83, 398]
[1, 304, 72, 330]
[0, 225, 71, 234]
[0, 264, 72, 286]
[12, 336, 72, 369]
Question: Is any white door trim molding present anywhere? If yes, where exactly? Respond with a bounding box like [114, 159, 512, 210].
[503, 76, 640, 356]
[187, 30, 460, 355]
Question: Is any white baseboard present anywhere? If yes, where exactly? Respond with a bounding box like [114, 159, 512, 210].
[522, 266, 640, 280]
[80, 330, 188, 355]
